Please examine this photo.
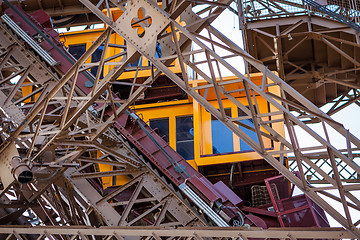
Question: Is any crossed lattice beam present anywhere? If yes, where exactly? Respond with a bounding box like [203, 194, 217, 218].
[0, 226, 354, 240]
[289, 151, 360, 183]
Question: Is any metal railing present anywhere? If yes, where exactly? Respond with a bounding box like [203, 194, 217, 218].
[241, 0, 360, 31]
[288, 151, 360, 184]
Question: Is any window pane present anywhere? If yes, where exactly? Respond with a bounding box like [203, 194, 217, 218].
[91, 46, 104, 78]
[212, 109, 233, 154]
[238, 107, 259, 151]
[155, 42, 161, 58]
[150, 118, 169, 143]
[176, 116, 194, 160]
[69, 44, 86, 60]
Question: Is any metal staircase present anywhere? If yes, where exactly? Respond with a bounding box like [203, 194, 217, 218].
[303, 0, 360, 32]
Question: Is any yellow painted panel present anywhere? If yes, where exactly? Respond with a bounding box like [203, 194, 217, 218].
[59, 7, 182, 80]
[59, 22, 284, 170]
[97, 151, 129, 189]
[197, 152, 263, 166]
[134, 72, 284, 167]
[192, 89, 201, 166]
[97, 150, 112, 189]
[187, 160, 198, 170]
[22, 80, 32, 103]
[134, 102, 193, 151]
[22, 80, 41, 103]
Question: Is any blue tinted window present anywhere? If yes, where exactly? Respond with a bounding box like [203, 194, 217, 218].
[212, 109, 233, 154]
[176, 116, 194, 160]
[147, 43, 161, 66]
[155, 42, 161, 58]
[238, 107, 258, 151]
[150, 118, 169, 143]
[91, 46, 104, 78]
[69, 44, 86, 60]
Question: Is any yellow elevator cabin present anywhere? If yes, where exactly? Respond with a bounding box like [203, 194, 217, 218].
[59, 9, 284, 189]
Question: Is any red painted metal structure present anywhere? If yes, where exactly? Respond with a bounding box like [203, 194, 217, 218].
[265, 172, 329, 228]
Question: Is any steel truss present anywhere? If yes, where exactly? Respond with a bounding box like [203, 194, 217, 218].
[0, 226, 354, 240]
[240, 0, 360, 183]
[241, 0, 360, 27]
[0, 14, 207, 230]
[75, 0, 360, 237]
[243, 16, 360, 111]
[288, 150, 360, 184]
[0, 0, 359, 239]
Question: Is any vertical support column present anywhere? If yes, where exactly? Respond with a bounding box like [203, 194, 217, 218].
[238, 0, 245, 30]
[274, 24, 285, 80]
[192, 81, 201, 169]
[169, 115, 176, 149]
